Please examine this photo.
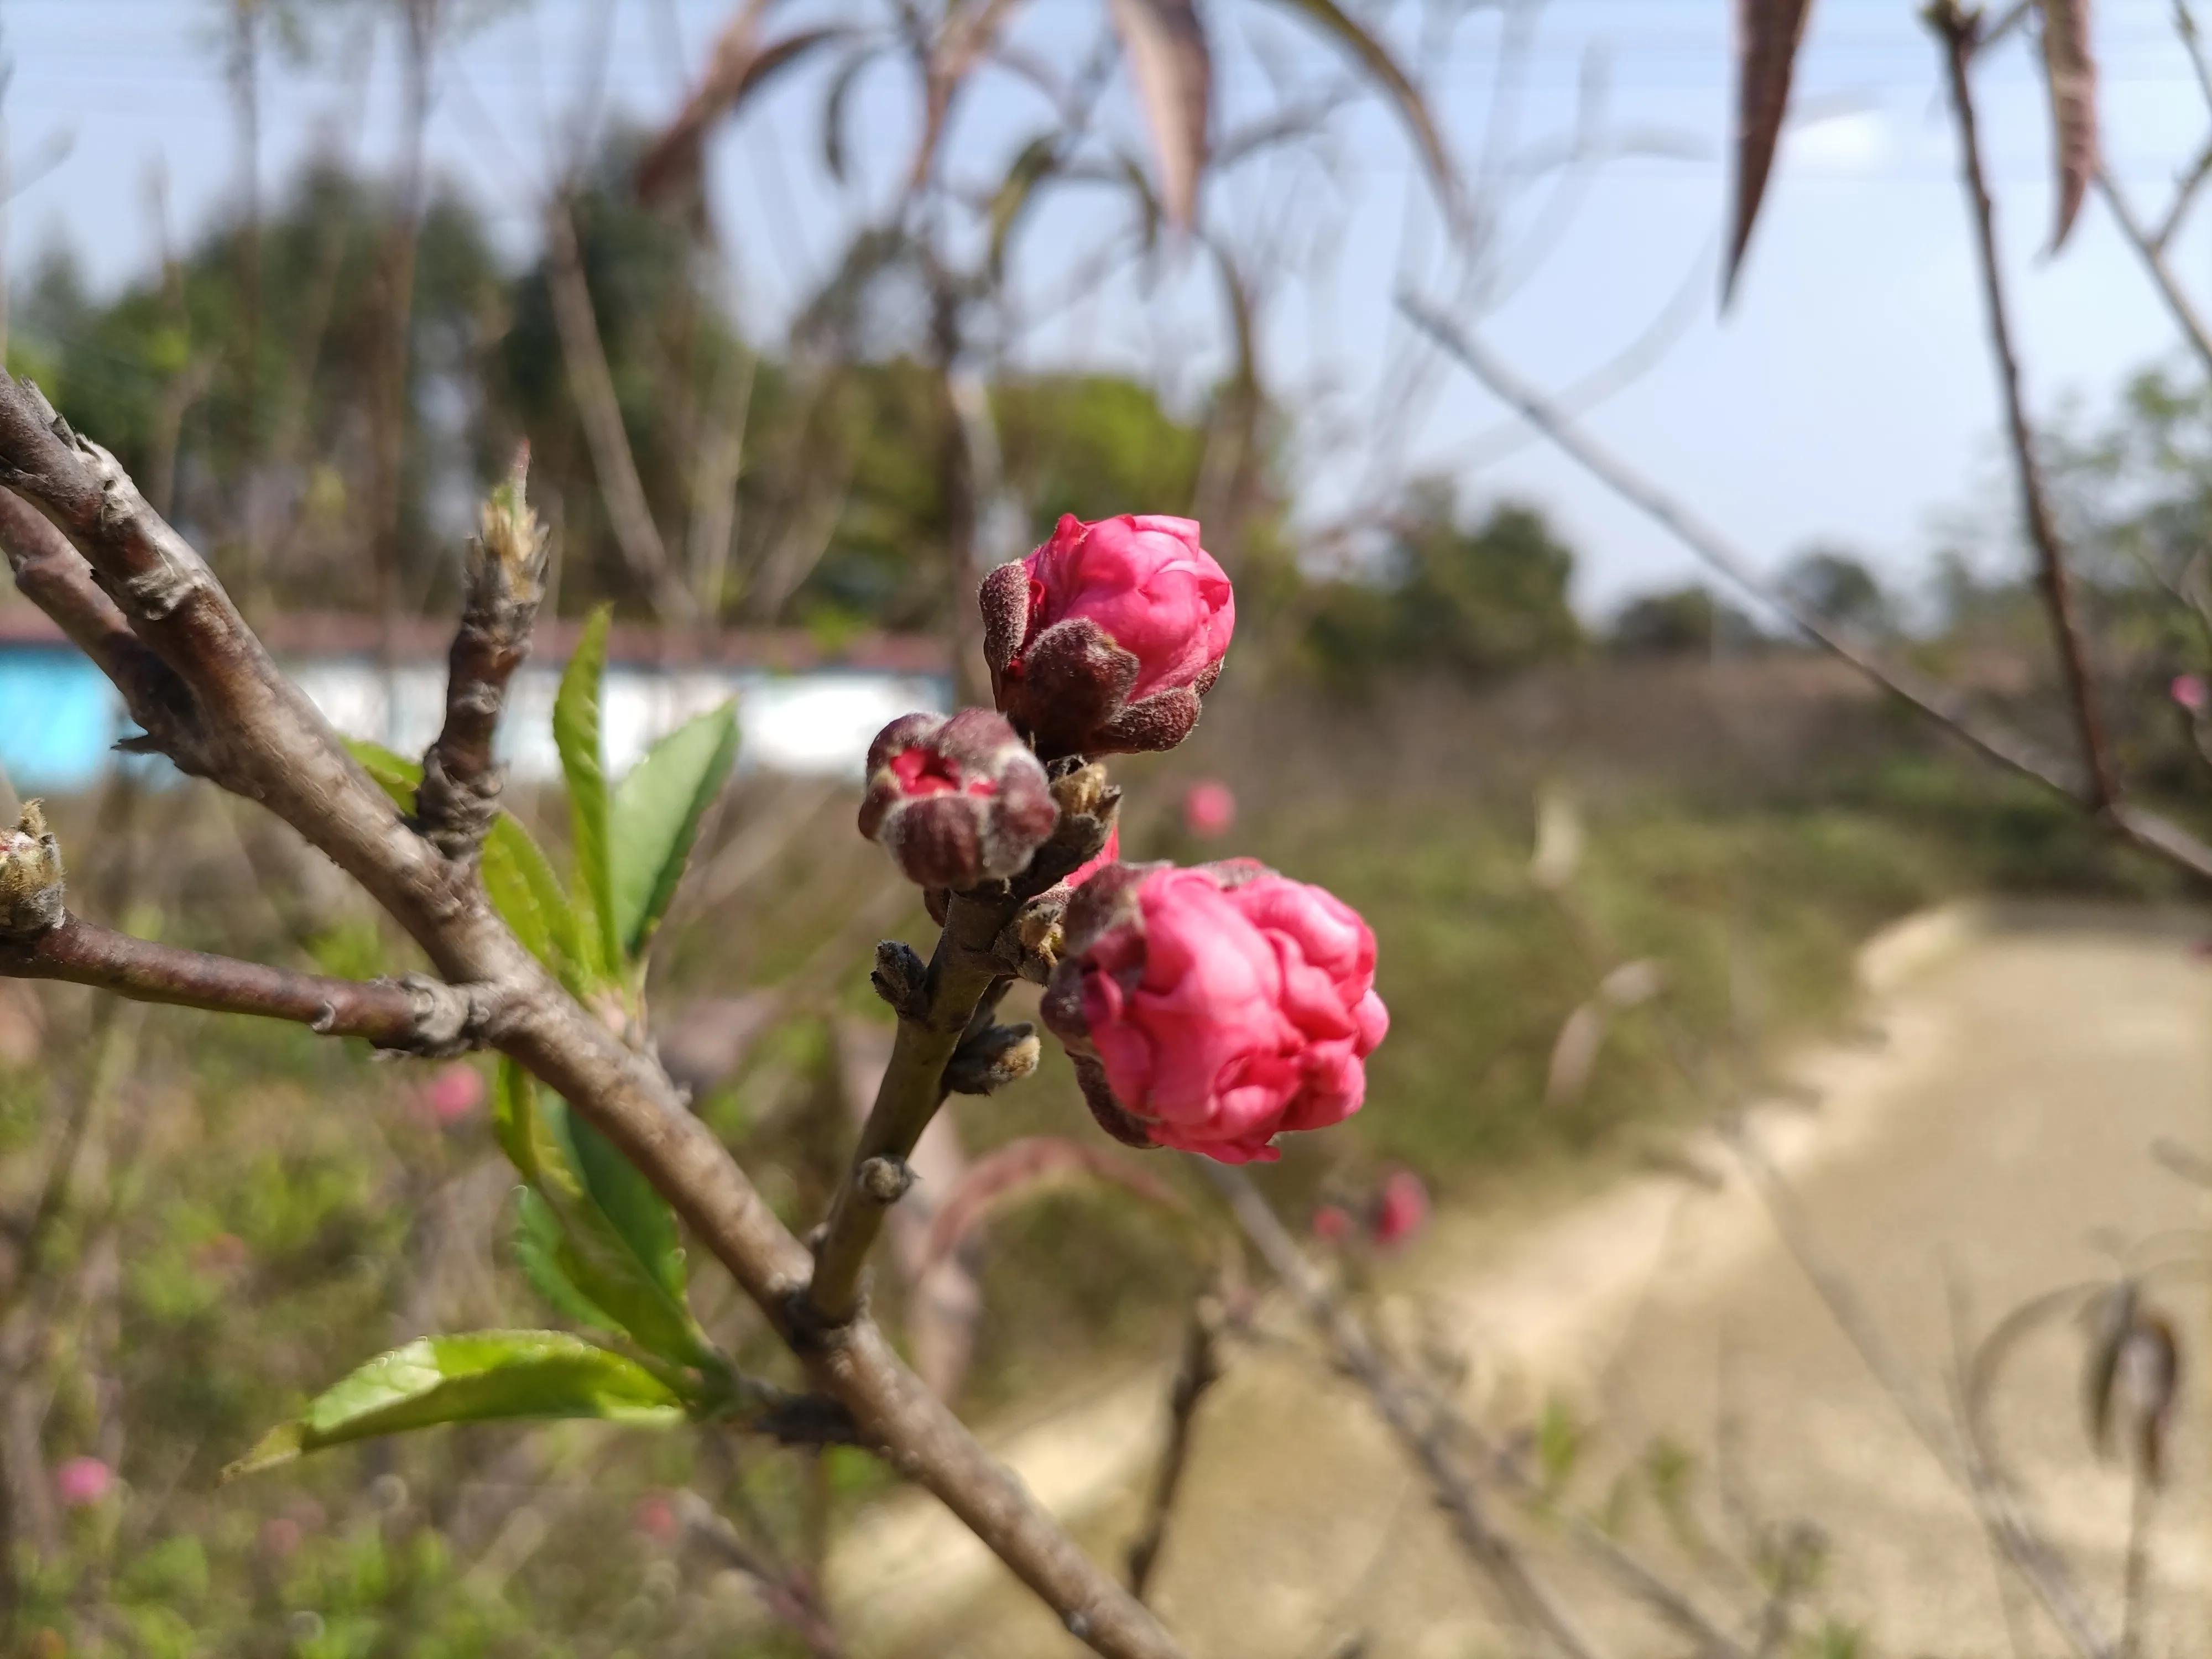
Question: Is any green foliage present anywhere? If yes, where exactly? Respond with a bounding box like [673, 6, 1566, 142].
[228, 1331, 685, 1477]
[552, 606, 620, 982]
[494, 1060, 714, 1370]
[611, 703, 740, 961]
[1608, 584, 1764, 656]
[1302, 483, 1583, 683]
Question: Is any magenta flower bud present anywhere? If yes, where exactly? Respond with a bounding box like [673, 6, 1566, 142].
[980, 514, 1235, 760]
[858, 709, 1058, 890]
[1041, 860, 1389, 1164]
[2172, 673, 2207, 713]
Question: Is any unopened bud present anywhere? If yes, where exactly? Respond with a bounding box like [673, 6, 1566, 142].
[0, 803, 64, 937]
[945, 1022, 1042, 1095]
[474, 444, 550, 597]
[870, 940, 930, 1020]
[858, 709, 1057, 890]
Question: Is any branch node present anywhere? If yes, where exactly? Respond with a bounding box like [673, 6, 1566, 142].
[310, 1001, 338, 1035]
[0, 803, 65, 939]
[869, 940, 930, 1020]
[857, 1155, 916, 1205]
[390, 973, 495, 1058]
[944, 1021, 1041, 1095]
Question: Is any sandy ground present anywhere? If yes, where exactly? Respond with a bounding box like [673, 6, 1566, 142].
[828, 905, 2212, 1658]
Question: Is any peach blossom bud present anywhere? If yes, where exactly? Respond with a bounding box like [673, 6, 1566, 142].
[1370, 1168, 1430, 1249]
[2173, 673, 2208, 713]
[859, 709, 1058, 889]
[980, 515, 1234, 760]
[1042, 860, 1388, 1164]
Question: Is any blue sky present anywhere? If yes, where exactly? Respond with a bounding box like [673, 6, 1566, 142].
[7, 0, 2212, 617]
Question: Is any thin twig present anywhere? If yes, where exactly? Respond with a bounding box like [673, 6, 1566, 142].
[1126, 1293, 1225, 1600]
[1394, 300, 2212, 885]
[1202, 1162, 1610, 1659]
[1931, 2, 2117, 810]
[1727, 1125, 2116, 1659]
[0, 914, 495, 1055]
[2098, 168, 2212, 380]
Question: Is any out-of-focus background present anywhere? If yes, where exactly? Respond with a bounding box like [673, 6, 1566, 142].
[0, 0, 2207, 1654]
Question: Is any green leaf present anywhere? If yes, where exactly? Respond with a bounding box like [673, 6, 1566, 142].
[484, 815, 588, 990]
[494, 1061, 712, 1368]
[513, 1186, 624, 1337]
[341, 736, 583, 987]
[553, 606, 620, 980]
[226, 1331, 683, 1477]
[342, 734, 420, 810]
[609, 703, 739, 962]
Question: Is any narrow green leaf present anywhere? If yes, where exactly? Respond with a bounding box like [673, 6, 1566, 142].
[496, 1061, 712, 1368]
[226, 1331, 684, 1477]
[553, 605, 619, 979]
[484, 816, 588, 989]
[513, 1186, 624, 1337]
[341, 734, 420, 810]
[341, 736, 582, 985]
[609, 703, 739, 961]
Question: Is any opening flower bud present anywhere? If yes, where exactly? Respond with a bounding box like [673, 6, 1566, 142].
[981, 514, 1234, 760]
[858, 709, 1057, 890]
[0, 802, 65, 938]
[1041, 860, 1389, 1164]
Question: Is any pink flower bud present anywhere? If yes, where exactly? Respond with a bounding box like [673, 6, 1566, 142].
[1370, 1168, 1430, 1249]
[2173, 673, 2208, 713]
[1041, 861, 1389, 1164]
[420, 1062, 485, 1126]
[54, 1456, 112, 1509]
[1181, 780, 1236, 839]
[980, 515, 1234, 760]
[1311, 1202, 1354, 1243]
[1065, 824, 1121, 889]
[859, 710, 1058, 889]
[260, 1516, 304, 1558]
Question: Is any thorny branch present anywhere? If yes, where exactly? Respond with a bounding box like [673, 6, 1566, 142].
[0, 368, 1185, 1659]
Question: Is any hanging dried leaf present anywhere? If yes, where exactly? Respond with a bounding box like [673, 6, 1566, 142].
[1261, 0, 1463, 227]
[638, 13, 858, 202]
[1109, 0, 1212, 232]
[1726, 0, 1817, 302]
[2037, 0, 2099, 251]
[910, 0, 1032, 187]
[919, 1136, 1189, 1274]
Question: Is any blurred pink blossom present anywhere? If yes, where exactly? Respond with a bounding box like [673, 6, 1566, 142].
[419, 1062, 486, 1126]
[2173, 674, 2208, 713]
[260, 1516, 304, 1558]
[1311, 1203, 1354, 1243]
[1370, 1169, 1431, 1250]
[1181, 780, 1237, 839]
[633, 1493, 681, 1545]
[54, 1456, 112, 1509]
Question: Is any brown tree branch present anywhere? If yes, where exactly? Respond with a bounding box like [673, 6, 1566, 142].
[0, 914, 494, 1055]
[0, 371, 1185, 1659]
[1931, 2, 2117, 810]
[0, 486, 208, 775]
[1394, 301, 2212, 885]
[414, 448, 550, 858]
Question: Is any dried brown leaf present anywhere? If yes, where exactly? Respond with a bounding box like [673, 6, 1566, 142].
[2037, 0, 2099, 251]
[1726, 0, 1817, 302]
[1109, 0, 1212, 232]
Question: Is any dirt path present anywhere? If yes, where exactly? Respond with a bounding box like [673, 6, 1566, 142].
[830, 905, 2212, 1658]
